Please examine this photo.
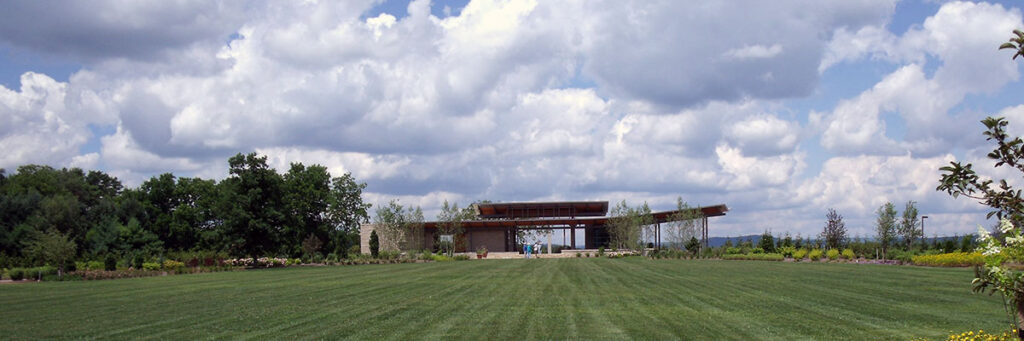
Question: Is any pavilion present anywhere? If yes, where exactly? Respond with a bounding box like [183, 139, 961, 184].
[360, 200, 728, 254]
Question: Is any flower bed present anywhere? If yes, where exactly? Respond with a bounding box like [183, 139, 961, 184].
[911, 252, 984, 267]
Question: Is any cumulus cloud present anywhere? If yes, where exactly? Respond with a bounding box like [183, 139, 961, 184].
[819, 1, 1022, 156]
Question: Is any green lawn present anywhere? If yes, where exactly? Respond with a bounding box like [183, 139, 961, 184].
[0, 258, 1009, 340]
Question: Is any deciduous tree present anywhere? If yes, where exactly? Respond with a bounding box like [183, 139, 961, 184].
[875, 202, 898, 259]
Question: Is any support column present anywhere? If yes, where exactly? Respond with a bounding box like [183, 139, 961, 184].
[657, 222, 661, 248]
[547, 229, 552, 254]
[570, 225, 577, 249]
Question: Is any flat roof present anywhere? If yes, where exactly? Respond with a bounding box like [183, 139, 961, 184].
[474, 201, 609, 219]
[425, 204, 728, 230]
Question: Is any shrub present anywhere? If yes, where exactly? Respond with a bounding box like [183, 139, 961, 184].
[104, 254, 117, 271]
[911, 252, 985, 267]
[346, 245, 362, 259]
[721, 253, 784, 261]
[453, 255, 470, 261]
[725, 247, 742, 255]
[431, 254, 453, 262]
[778, 246, 796, 258]
[133, 254, 145, 269]
[598, 247, 605, 257]
[163, 260, 185, 272]
[841, 249, 856, 260]
[808, 249, 823, 261]
[825, 249, 839, 261]
[9, 268, 25, 281]
[142, 262, 161, 271]
[26, 266, 56, 280]
[793, 249, 808, 260]
[576, 253, 581, 258]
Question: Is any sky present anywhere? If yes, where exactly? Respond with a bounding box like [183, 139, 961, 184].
[2, 0, 1024, 239]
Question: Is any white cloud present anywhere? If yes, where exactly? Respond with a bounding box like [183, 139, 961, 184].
[0, 73, 88, 169]
[819, 1, 1022, 156]
[725, 44, 784, 59]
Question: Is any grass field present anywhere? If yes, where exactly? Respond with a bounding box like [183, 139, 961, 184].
[0, 257, 1010, 340]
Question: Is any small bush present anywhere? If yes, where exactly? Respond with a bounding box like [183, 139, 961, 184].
[778, 246, 796, 258]
[826, 249, 840, 261]
[163, 260, 185, 272]
[597, 247, 605, 257]
[725, 247, 742, 255]
[453, 255, 470, 261]
[575, 253, 581, 258]
[808, 249, 823, 261]
[9, 268, 25, 281]
[104, 254, 118, 271]
[841, 249, 856, 260]
[26, 266, 57, 280]
[793, 249, 808, 260]
[142, 262, 161, 271]
[911, 252, 985, 267]
[431, 254, 453, 262]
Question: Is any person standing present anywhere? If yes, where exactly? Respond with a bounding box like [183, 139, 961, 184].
[525, 243, 532, 258]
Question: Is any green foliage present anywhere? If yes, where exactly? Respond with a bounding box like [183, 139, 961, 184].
[9, 268, 24, 281]
[793, 249, 808, 260]
[23, 228, 76, 277]
[369, 230, 380, 258]
[721, 253, 784, 261]
[808, 249, 823, 261]
[875, 202, 898, 259]
[778, 246, 796, 258]
[758, 230, 775, 253]
[666, 198, 703, 252]
[607, 200, 653, 253]
[841, 249, 856, 260]
[142, 262, 161, 271]
[104, 254, 118, 271]
[911, 252, 985, 267]
[373, 200, 425, 252]
[898, 201, 921, 250]
[826, 249, 840, 261]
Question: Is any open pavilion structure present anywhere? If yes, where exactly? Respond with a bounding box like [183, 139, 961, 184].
[361, 200, 728, 254]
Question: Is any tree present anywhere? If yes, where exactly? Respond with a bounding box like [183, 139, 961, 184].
[371, 200, 424, 252]
[821, 208, 847, 250]
[607, 200, 653, 253]
[758, 230, 775, 253]
[369, 230, 379, 258]
[437, 200, 470, 256]
[898, 201, 920, 250]
[283, 163, 332, 257]
[326, 172, 371, 255]
[219, 153, 286, 260]
[665, 197, 703, 251]
[301, 233, 323, 259]
[24, 228, 77, 278]
[875, 202, 898, 259]
[936, 32, 1024, 338]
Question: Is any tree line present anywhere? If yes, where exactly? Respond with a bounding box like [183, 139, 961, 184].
[0, 152, 371, 268]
